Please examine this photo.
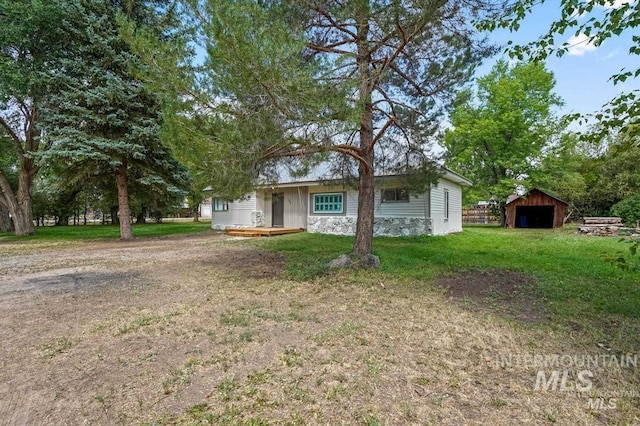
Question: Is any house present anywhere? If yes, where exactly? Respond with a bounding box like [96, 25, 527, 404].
[210, 169, 471, 237]
[199, 198, 212, 220]
[505, 188, 568, 229]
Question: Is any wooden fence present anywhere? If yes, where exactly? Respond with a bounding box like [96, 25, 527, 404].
[462, 208, 499, 224]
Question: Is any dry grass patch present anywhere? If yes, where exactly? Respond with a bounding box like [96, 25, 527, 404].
[0, 234, 637, 424]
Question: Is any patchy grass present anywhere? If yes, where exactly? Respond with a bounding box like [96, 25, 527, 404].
[259, 226, 640, 318]
[3, 230, 640, 424]
[0, 220, 212, 242]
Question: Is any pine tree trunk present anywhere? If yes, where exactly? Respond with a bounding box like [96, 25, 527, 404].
[353, 149, 375, 257]
[116, 163, 133, 240]
[352, 13, 375, 258]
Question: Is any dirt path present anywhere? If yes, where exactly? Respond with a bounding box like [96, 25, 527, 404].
[0, 233, 636, 425]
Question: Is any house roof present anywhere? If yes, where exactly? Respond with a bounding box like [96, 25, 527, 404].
[258, 166, 472, 189]
[506, 188, 568, 206]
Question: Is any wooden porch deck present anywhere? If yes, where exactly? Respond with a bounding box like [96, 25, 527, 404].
[224, 227, 305, 237]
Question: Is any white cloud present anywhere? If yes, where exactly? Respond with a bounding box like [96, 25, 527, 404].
[589, 0, 636, 9]
[567, 33, 598, 56]
[601, 0, 635, 9]
[601, 48, 620, 61]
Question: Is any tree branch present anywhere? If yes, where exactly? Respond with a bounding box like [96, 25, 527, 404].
[372, 116, 396, 146]
[0, 116, 25, 157]
[301, 0, 358, 39]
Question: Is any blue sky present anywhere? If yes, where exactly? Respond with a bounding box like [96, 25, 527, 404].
[478, 1, 639, 118]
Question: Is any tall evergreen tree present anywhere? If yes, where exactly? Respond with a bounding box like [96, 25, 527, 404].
[40, 0, 185, 239]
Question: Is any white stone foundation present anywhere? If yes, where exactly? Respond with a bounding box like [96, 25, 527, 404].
[307, 216, 431, 237]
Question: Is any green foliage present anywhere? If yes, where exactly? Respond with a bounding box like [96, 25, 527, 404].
[590, 137, 640, 210]
[444, 60, 564, 217]
[479, 0, 640, 141]
[531, 133, 588, 219]
[0, 0, 71, 234]
[612, 195, 640, 227]
[141, 0, 507, 254]
[603, 237, 640, 273]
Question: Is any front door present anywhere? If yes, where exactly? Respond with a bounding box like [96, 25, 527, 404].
[272, 193, 284, 227]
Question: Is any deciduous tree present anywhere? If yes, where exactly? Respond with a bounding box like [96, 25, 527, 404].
[481, 0, 640, 141]
[444, 60, 563, 225]
[0, 0, 67, 235]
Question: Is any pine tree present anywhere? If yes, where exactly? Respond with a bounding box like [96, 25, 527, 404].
[173, 0, 507, 258]
[40, 0, 185, 239]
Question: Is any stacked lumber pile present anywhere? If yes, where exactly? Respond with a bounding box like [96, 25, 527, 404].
[578, 217, 637, 236]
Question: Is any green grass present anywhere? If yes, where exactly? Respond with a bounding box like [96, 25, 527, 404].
[258, 226, 640, 320]
[0, 221, 212, 242]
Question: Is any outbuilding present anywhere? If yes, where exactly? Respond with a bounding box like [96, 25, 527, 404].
[506, 188, 568, 229]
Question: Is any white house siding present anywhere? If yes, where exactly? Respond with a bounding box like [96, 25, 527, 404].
[199, 198, 212, 220]
[210, 174, 465, 236]
[211, 194, 258, 230]
[258, 187, 308, 228]
[307, 182, 430, 236]
[430, 178, 463, 236]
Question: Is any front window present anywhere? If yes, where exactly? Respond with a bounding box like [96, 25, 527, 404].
[213, 198, 228, 212]
[381, 188, 410, 203]
[313, 193, 344, 214]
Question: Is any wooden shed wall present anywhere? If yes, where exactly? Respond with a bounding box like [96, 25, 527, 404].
[506, 190, 566, 228]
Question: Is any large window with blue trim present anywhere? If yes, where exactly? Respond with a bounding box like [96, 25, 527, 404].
[312, 193, 344, 214]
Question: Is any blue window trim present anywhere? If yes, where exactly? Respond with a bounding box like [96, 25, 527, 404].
[311, 192, 345, 215]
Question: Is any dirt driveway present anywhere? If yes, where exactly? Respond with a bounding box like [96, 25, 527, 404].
[0, 233, 636, 425]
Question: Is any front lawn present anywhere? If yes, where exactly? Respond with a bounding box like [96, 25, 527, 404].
[2, 227, 639, 424]
[0, 220, 212, 242]
[260, 226, 640, 348]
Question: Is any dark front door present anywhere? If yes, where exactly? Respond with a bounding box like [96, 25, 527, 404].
[272, 193, 284, 227]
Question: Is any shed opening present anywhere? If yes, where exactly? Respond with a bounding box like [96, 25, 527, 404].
[515, 205, 554, 228]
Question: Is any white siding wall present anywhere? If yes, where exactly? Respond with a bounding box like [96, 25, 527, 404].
[308, 182, 429, 220]
[211, 194, 257, 228]
[374, 190, 429, 218]
[430, 179, 463, 235]
[210, 176, 464, 235]
[199, 198, 212, 219]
